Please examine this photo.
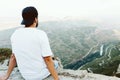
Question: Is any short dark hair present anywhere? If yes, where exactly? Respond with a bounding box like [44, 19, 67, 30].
[21, 6, 38, 27]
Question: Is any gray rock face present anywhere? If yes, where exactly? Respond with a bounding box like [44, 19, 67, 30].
[117, 64, 120, 74]
[0, 60, 120, 80]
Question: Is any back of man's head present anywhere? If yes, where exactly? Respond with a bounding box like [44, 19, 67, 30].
[21, 6, 38, 27]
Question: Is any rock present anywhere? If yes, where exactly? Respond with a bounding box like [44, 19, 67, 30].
[0, 60, 120, 80]
[116, 64, 120, 77]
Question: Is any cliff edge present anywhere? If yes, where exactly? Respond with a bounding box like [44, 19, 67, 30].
[0, 59, 120, 80]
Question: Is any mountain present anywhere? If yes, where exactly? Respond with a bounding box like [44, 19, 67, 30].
[0, 27, 17, 48]
[80, 42, 120, 76]
[0, 20, 120, 76]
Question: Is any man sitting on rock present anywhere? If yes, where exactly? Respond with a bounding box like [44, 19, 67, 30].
[0, 6, 59, 80]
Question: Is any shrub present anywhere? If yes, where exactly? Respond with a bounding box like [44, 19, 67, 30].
[0, 48, 12, 63]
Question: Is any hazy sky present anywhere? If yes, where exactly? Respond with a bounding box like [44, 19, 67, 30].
[0, 0, 120, 20]
[0, 0, 120, 30]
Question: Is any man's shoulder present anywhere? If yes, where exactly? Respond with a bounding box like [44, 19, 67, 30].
[10, 28, 21, 40]
[12, 27, 23, 33]
[36, 29, 47, 35]
[11, 27, 22, 35]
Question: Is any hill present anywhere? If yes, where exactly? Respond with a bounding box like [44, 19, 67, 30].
[0, 20, 120, 76]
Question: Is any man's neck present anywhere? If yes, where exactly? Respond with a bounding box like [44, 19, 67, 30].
[26, 23, 36, 28]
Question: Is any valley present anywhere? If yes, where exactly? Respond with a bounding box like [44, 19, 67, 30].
[0, 20, 120, 76]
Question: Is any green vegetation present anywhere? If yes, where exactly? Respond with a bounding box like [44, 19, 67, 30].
[0, 48, 12, 63]
[81, 43, 120, 76]
[39, 22, 115, 65]
[0, 20, 120, 76]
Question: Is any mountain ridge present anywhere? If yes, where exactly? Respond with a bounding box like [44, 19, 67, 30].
[0, 20, 120, 77]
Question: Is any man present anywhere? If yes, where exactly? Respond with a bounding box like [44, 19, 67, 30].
[0, 6, 59, 80]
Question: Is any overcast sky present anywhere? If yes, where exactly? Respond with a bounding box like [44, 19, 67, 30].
[0, 0, 120, 30]
[0, 0, 120, 21]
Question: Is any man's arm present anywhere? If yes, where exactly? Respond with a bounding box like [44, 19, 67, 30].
[44, 56, 59, 80]
[0, 54, 17, 80]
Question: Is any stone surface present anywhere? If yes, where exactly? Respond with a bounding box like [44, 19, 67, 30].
[0, 60, 120, 80]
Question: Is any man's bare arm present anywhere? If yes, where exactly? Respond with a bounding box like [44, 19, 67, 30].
[0, 54, 17, 80]
[44, 56, 59, 80]
[6, 54, 17, 77]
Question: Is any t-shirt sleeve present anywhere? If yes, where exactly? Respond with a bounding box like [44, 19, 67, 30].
[10, 34, 16, 54]
[40, 31, 53, 57]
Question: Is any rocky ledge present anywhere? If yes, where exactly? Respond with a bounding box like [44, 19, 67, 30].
[0, 60, 120, 80]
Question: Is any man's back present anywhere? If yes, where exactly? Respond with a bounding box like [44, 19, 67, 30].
[0, 6, 59, 80]
[11, 27, 53, 80]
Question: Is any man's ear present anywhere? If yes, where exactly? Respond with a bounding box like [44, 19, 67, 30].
[34, 17, 38, 23]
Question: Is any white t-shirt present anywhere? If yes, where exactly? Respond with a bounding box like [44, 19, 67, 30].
[10, 27, 53, 80]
